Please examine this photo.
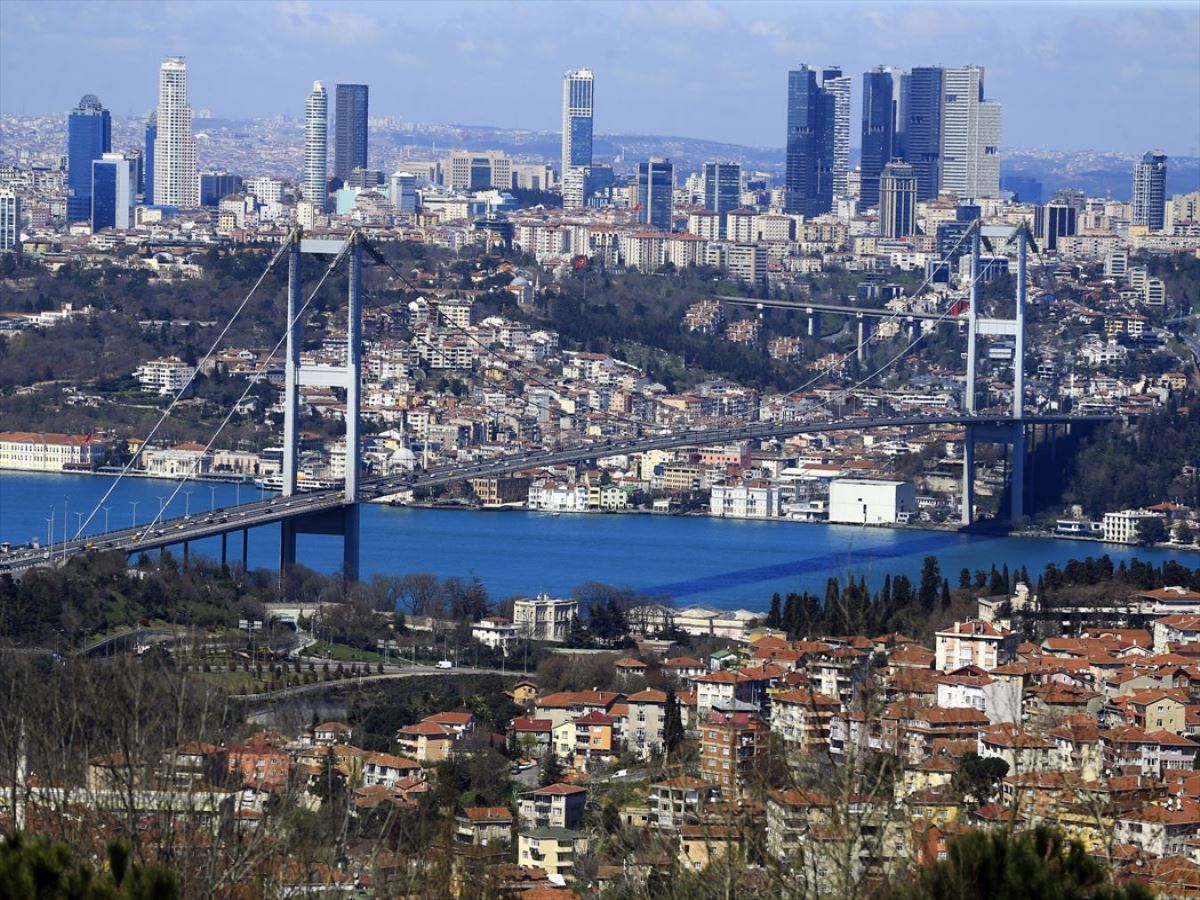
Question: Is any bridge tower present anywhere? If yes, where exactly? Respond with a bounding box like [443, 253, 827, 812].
[961, 222, 1029, 527]
[280, 230, 363, 581]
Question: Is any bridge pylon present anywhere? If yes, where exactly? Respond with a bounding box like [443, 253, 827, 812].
[961, 222, 1030, 527]
[280, 229, 363, 583]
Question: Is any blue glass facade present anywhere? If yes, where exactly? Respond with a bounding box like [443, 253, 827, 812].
[144, 116, 156, 202]
[91, 161, 117, 231]
[637, 159, 673, 231]
[567, 116, 593, 168]
[902, 67, 943, 201]
[334, 84, 369, 180]
[860, 69, 896, 210]
[67, 95, 111, 221]
[784, 66, 834, 216]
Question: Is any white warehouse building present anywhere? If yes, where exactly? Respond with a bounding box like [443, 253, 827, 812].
[827, 479, 917, 525]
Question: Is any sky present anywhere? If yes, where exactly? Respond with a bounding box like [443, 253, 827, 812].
[1, 0, 1198, 156]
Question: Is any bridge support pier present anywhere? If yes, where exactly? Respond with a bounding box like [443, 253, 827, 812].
[242, 529, 248, 570]
[808, 314, 815, 337]
[961, 426, 975, 526]
[280, 519, 297, 570]
[1011, 421, 1025, 526]
[342, 505, 360, 584]
[221, 532, 227, 568]
[183, 541, 189, 568]
[856, 316, 865, 363]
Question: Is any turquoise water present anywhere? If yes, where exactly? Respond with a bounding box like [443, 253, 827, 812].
[0, 471, 1189, 611]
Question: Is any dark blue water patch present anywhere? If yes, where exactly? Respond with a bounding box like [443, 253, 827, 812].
[640, 530, 985, 599]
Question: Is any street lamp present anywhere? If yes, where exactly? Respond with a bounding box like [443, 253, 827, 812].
[182, 489, 193, 517]
[101, 506, 111, 532]
[129, 500, 139, 527]
[74, 511, 85, 539]
[209, 485, 217, 513]
[157, 495, 168, 519]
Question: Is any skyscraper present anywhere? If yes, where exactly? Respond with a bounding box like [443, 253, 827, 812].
[703, 161, 741, 236]
[143, 113, 156, 202]
[822, 68, 851, 201]
[0, 190, 19, 253]
[561, 69, 594, 209]
[637, 158, 673, 232]
[784, 65, 836, 217]
[333, 84, 368, 181]
[67, 94, 111, 221]
[1133, 151, 1168, 231]
[304, 82, 328, 210]
[1033, 202, 1077, 252]
[91, 153, 135, 231]
[198, 171, 243, 207]
[153, 58, 198, 207]
[878, 161, 917, 239]
[939, 65, 1001, 199]
[390, 171, 418, 213]
[902, 67, 944, 201]
[860, 68, 897, 210]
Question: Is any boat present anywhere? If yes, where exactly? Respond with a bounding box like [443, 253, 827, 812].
[253, 474, 340, 493]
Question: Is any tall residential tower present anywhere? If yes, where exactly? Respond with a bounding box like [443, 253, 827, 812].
[333, 84, 368, 181]
[152, 58, 198, 207]
[561, 69, 594, 209]
[1133, 151, 1168, 231]
[67, 94, 111, 221]
[304, 82, 328, 210]
[822, 68, 851, 201]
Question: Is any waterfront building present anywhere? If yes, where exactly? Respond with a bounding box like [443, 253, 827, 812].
[637, 157, 673, 231]
[702, 161, 741, 237]
[561, 68, 594, 209]
[334, 84, 368, 181]
[0, 432, 107, 472]
[153, 58, 198, 207]
[878, 161, 917, 239]
[67, 94, 111, 221]
[512, 594, 579, 642]
[304, 81, 328, 210]
[710, 479, 780, 519]
[939, 65, 1001, 199]
[860, 67, 898, 210]
[91, 153, 136, 231]
[1133, 151, 1168, 231]
[828, 478, 917, 524]
[1103, 508, 1166, 544]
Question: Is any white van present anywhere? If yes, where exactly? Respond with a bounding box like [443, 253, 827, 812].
[436, 660, 453, 669]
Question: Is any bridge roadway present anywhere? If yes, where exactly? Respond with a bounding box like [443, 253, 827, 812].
[0, 413, 1116, 574]
[715, 295, 949, 321]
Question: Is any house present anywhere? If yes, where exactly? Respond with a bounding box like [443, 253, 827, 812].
[647, 777, 720, 831]
[397, 722, 456, 762]
[1154, 615, 1200, 653]
[1116, 800, 1200, 858]
[679, 824, 744, 872]
[614, 658, 649, 683]
[361, 752, 423, 788]
[661, 657, 708, 681]
[553, 711, 614, 769]
[978, 723, 1057, 773]
[625, 688, 668, 759]
[517, 828, 589, 876]
[455, 807, 514, 846]
[423, 711, 477, 739]
[935, 620, 1017, 671]
[518, 783, 587, 830]
[770, 689, 840, 754]
[312, 722, 353, 745]
[509, 717, 554, 759]
[472, 617, 519, 655]
[226, 742, 289, 790]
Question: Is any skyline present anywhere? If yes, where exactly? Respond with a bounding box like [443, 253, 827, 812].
[0, 1, 1197, 158]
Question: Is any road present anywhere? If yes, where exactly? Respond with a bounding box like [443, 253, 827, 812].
[716, 294, 949, 322]
[231, 664, 525, 704]
[0, 412, 1118, 574]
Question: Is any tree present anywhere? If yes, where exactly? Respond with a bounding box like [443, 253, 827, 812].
[1178, 521, 1196, 546]
[952, 751, 1009, 806]
[540, 751, 564, 787]
[918, 556, 941, 611]
[766, 593, 782, 630]
[663, 690, 684, 756]
[1136, 516, 1168, 546]
[940, 578, 952, 610]
[878, 826, 1151, 900]
[0, 832, 178, 899]
[959, 568, 972, 590]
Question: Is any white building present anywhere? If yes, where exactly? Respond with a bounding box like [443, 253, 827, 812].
[934, 620, 1016, 672]
[472, 616, 519, 655]
[710, 479, 780, 519]
[0, 189, 19, 252]
[827, 478, 916, 525]
[0, 432, 106, 472]
[527, 480, 587, 513]
[512, 594, 579, 642]
[939, 65, 1001, 199]
[153, 57, 198, 207]
[134, 356, 195, 395]
[390, 171, 418, 213]
[1103, 509, 1165, 544]
[303, 82, 328, 211]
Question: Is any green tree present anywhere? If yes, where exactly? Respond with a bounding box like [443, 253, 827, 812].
[952, 751, 1009, 806]
[878, 826, 1151, 900]
[663, 689, 685, 756]
[540, 751, 564, 787]
[1136, 516, 1168, 545]
[918, 556, 941, 611]
[0, 832, 178, 899]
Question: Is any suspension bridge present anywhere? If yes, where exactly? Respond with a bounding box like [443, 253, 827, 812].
[0, 221, 1118, 579]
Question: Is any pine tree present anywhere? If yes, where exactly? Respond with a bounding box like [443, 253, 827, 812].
[663, 690, 684, 755]
[918, 556, 941, 611]
[941, 577, 952, 610]
[766, 593, 782, 630]
[959, 568, 972, 589]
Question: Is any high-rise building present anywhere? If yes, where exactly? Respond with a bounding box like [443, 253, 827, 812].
[334, 84, 368, 181]
[91, 153, 136, 231]
[1133, 151, 1168, 231]
[143, 113, 157, 202]
[902, 66, 944, 201]
[1033, 202, 1077, 252]
[784, 65, 836, 217]
[878, 161, 917, 239]
[304, 81, 328, 211]
[67, 94, 111, 221]
[0, 190, 19, 252]
[442, 151, 512, 191]
[561, 68, 594, 209]
[703, 161, 741, 236]
[822, 68, 851, 200]
[637, 157, 673, 232]
[860, 68, 897, 210]
[198, 171, 243, 207]
[152, 58, 198, 207]
[390, 172, 418, 213]
[939, 65, 1001, 199]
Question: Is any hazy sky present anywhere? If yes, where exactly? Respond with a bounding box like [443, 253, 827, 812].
[2, 0, 1198, 155]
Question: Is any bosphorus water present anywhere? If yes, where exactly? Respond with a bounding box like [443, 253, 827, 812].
[0, 471, 1189, 611]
